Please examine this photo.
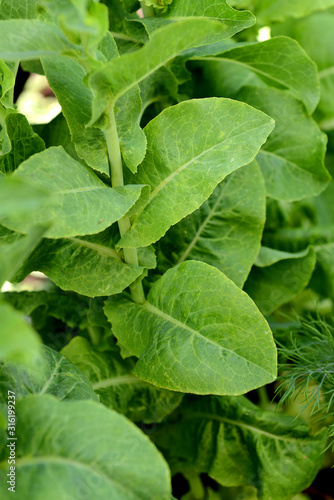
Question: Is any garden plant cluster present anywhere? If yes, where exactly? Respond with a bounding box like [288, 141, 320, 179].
[0, 0, 334, 499]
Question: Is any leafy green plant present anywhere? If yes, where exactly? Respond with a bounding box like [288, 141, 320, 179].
[0, 1, 334, 499]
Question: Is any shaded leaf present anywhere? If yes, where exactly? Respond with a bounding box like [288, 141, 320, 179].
[62, 336, 183, 422]
[0, 345, 98, 402]
[152, 395, 325, 500]
[255, 0, 334, 25]
[244, 246, 316, 315]
[237, 86, 330, 201]
[119, 98, 273, 248]
[105, 261, 277, 395]
[157, 162, 266, 287]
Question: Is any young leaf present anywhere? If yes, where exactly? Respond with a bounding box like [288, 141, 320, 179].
[244, 246, 316, 315]
[118, 98, 274, 248]
[157, 162, 266, 287]
[105, 261, 277, 395]
[0, 0, 38, 20]
[1, 146, 145, 238]
[237, 86, 330, 201]
[0, 394, 172, 500]
[0, 345, 98, 402]
[12, 227, 147, 298]
[88, 18, 233, 124]
[152, 395, 325, 500]
[61, 336, 183, 423]
[0, 302, 41, 367]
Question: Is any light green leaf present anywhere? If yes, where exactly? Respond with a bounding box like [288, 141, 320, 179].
[152, 395, 325, 500]
[1, 146, 145, 238]
[166, 0, 254, 37]
[118, 98, 274, 249]
[157, 162, 266, 288]
[255, 0, 334, 25]
[105, 261, 277, 395]
[62, 336, 183, 423]
[273, 13, 334, 132]
[0, 302, 41, 367]
[0, 345, 98, 402]
[0, 112, 45, 173]
[88, 17, 236, 124]
[236, 86, 330, 201]
[0, 394, 171, 500]
[0, 20, 80, 60]
[244, 246, 316, 315]
[0, 0, 38, 20]
[42, 57, 110, 175]
[12, 226, 146, 297]
[0, 60, 15, 103]
[193, 37, 320, 115]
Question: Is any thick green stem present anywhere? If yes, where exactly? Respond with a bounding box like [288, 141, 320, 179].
[140, 1, 154, 17]
[104, 105, 146, 304]
[185, 472, 205, 500]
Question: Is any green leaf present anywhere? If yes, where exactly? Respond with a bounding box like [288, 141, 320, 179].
[13, 226, 147, 297]
[255, 0, 334, 25]
[152, 395, 325, 500]
[157, 162, 266, 288]
[194, 37, 320, 115]
[312, 242, 334, 299]
[1, 146, 145, 238]
[41, 57, 110, 175]
[244, 246, 316, 315]
[105, 261, 277, 395]
[0, 394, 171, 500]
[118, 98, 274, 249]
[0, 345, 98, 402]
[0, 302, 41, 367]
[236, 86, 330, 201]
[0, 60, 15, 103]
[0, 112, 45, 173]
[88, 17, 238, 124]
[62, 336, 183, 423]
[273, 13, 334, 132]
[0, 20, 80, 60]
[0, 0, 38, 20]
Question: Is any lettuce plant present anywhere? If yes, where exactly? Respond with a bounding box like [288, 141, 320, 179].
[0, 1, 333, 499]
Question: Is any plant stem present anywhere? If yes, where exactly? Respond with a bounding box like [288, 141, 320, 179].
[258, 385, 270, 409]
[104, 104, 146, 304]
[87, 325, 102, 346]
[140, 1, 154, 17]
[185, 472, 205, 500]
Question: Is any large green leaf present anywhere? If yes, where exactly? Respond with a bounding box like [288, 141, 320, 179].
[0, 394, 171, 500]
[88, 18, 238, 124]
[244, 246, 316, 315]
[157, 162, 266, 288]
[273, 13, 334, 132]
[236, 86, 330, 201]
[193, 37, 320, 115]
[105, 261, 277, 395]
[0, 20, 80, 60]
[62, 336, 183, 423]
[12, 227, 148, 297]
[0, 112, 45, 173]
[255, 0, 334, 25]
[152, 395, 325, 500]
[0, 345, 98, 402]
[0, 302, 41, 367]
[118, 98, 273, 249]
[1, 147, 144, 238]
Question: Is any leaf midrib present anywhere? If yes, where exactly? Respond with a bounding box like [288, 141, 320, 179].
[147, 122, 270, 205]
[68, 237, 123, 262]
[92, 375, 144, 390]
[142, 301, 273, 376]
[183, 411, 310, 442]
